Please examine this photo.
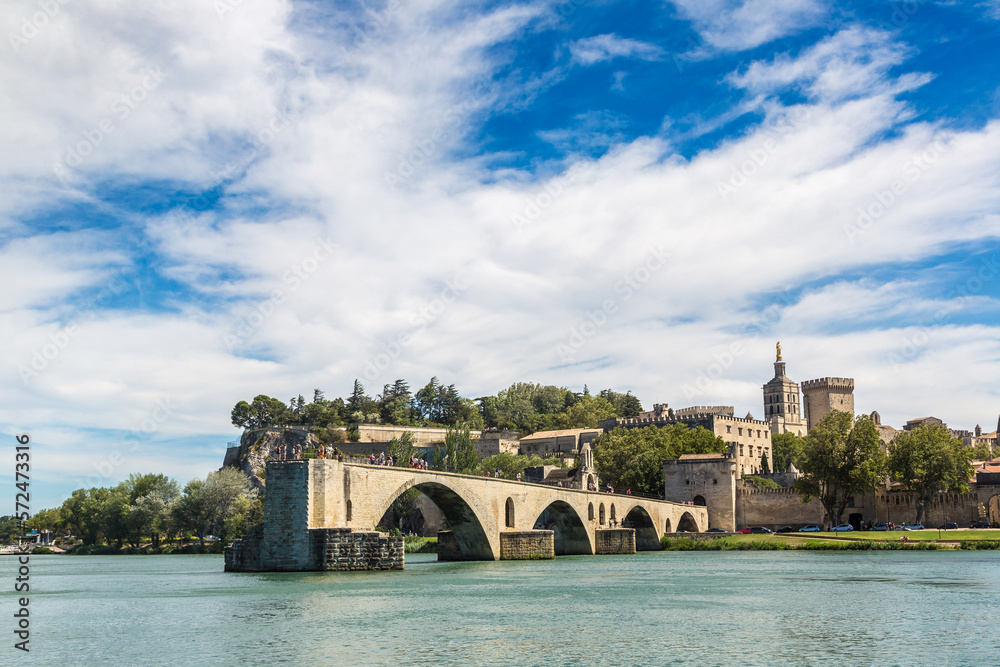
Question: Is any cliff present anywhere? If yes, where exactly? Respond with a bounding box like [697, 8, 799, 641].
[227, 427, 325, 490]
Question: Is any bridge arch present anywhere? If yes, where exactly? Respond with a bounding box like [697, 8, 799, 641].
[532, 500, 591, 555]
[677, 511, 699, 533]
[623, 505, 660, 551]
[377, 479, 496, 560]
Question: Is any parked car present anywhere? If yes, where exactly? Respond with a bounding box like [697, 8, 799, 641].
[873, 523, 888, 531]
[905, 523, 925, 530]
[832, 524, 854, 532]
[970, 521, 991, 529]
[775, 526, 793, 533]
[798, 525, 821, 532]
[736, 528, 752, 534]
[749, 526, 773, 534]
[938, 522, 958, 530]
[705, 527, 727, 533]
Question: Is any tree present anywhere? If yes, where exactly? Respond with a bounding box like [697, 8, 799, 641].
[389, 432, 416, 465]
[771, 432, 806, 472]
[172, 468, 258, 547]
[98, 488, 131, 549]
[559, 395, 616, 429]
[230, 395, 288, 430]
[795, 412, 886, 528]
[593, 424, 726, 495]
[60, 488, 110, 545]
[970, 441, 993, 461]
[443, 426, 477, 474]
[888, 423, 974, 524]
[346, 380, 373, 419]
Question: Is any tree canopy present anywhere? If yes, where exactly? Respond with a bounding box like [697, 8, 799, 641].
[593, 424, 726, 495]
[887, 423, 973, 524]
[795, 412, 886, 527]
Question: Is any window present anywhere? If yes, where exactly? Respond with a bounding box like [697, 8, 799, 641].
[726, 425, 731, 433]
[713, 478, 718, 485]
[588, 503, 594, 521]
[738, 427, 743, 436]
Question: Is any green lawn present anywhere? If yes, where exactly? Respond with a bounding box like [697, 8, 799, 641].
[786, 530, 1000, 542]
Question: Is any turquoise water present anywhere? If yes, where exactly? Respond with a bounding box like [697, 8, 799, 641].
[3, 551, 1000, 666]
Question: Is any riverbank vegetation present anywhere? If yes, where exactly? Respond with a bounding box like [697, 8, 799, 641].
[9, 468, 260, 552]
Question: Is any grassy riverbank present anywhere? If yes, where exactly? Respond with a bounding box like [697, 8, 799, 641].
[404, 536, 438, 553]
[661, 533, 1000, 551]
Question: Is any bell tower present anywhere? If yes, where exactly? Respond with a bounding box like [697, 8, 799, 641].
[762, 342, 806, 436]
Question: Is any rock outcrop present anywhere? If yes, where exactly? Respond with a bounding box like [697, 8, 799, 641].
[228, 427, 324, 490]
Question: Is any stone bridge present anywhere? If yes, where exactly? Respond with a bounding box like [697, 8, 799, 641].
[230, 459, 707, 571]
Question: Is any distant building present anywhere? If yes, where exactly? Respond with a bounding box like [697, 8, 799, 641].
[518, 428, 600, 458]
[762, 342, 807, 436]
[601, 405, 772, 476]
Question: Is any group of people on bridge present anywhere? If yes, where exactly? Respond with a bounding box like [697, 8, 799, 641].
[271, 444, 343, 462]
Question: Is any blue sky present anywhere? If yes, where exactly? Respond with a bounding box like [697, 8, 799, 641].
[3, 0, 1000, 507]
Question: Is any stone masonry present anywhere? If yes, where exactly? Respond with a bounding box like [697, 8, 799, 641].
[595, 528, 636, 554]
[499, 530, 555, 560]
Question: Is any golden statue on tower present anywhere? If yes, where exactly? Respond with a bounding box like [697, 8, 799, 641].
[776, 341, 782, 362]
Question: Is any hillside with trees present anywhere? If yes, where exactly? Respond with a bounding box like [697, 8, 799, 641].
[230, 378, 645, 442]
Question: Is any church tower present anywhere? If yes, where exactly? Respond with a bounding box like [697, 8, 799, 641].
[762, 342, 806, 436]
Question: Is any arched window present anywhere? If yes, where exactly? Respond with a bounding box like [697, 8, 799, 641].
[588, 502, 594, 521]
[664, 518, 672, 533]
[505, 497, 515, 528]
[693, 495, 707, 506]
[610, 505, 616, 523]
[599, 504, 606, 525]
[346, 500, 352, 522]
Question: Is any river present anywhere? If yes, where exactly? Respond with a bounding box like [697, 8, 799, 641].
[3, 551, 999, 666]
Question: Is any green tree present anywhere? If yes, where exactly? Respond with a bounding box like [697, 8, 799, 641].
[389, 432, 417, 465]
[970, 441, 993, 461]
[887, 423, 974, 525]
[558, 395, 616, 429]
[479, 452, 567, 479]
[231, 395, 288, 429]
[98, 488, 131, 549]
[60, 488, 110, 545]
[444, 426, 478, 474]
[795, 412, 886, 528]
[593, 424, 726, 495]
[771, 432, 806, 472]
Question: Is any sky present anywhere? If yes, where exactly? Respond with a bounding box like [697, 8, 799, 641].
[3, 0, 1000, 508]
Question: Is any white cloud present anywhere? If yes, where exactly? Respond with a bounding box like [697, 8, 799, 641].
[3, 2, 1000, 502]
[568, 33, 664, 65]
[670, 0, 827, 53]
[727, 27, 933, 102]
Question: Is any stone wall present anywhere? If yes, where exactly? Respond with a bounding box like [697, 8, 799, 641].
[595, 528, 636, 554]
[499, 530, 555, 560]
[437, 530, 463, 561]
[224, 525, 263, 572]
[318, 528, 403, 571]
[736, 486, 826, 530]
[261, 461, 312, 570]
[664, 458, 737, 531]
